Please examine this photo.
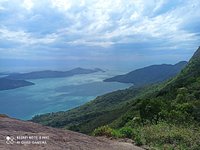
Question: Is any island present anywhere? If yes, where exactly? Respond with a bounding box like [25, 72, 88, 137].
[0, 78, 34, 91]
[5, 68, 104, 80]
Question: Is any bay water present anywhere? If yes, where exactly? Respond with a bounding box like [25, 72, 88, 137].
[0, 71, 131, 120]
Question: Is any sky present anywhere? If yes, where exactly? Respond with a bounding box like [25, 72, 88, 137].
[0, 0, 200, 72]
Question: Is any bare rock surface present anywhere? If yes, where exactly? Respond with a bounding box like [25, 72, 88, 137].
[0, 116, 143, 150]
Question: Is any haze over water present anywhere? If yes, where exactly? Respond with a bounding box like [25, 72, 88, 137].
[0, 71, 131, 120]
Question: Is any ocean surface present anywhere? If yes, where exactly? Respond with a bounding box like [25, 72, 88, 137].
[0, 71, 131, 120]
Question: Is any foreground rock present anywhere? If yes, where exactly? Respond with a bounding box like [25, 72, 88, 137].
[0, 116, 143, 150]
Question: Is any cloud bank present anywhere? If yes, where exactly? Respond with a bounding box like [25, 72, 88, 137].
[0, 0, 200, 71]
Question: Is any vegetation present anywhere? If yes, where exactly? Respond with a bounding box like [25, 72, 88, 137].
[93, 123, 200, 149]
[32, 47, 200, 149]
[0, 114, 9, 118]
[32, 87, 152, 133]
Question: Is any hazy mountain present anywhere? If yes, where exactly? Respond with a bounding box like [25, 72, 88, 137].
[0, 72, 11, 76]
[104, 61, 187, 87]
[0, 78, 34, 91]
[6, 68, 104, 80]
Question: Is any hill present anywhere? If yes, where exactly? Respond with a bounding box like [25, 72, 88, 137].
[6, 68, 104, 80]
[32, 46, 200, 149]
[0, 78, 34, 91]
[104, 61, 187, 86]
[31, 82, 163, 133]
[96, 46, 200, 149]
[0, 115, 143, 150]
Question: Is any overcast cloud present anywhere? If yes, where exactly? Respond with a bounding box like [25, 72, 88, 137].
[0, 0, 200, 72]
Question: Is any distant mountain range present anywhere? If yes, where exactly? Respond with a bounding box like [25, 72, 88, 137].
[0, 72, 9, 76]
[0, 68, 104, 91]
[104, 61, 187, 87]
[5, 68, 104, 80]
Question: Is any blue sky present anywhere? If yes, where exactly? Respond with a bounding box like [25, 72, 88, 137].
[0, 0, 200, 72]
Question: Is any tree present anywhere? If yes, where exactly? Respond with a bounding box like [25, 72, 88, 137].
[139, 98, 163, 124]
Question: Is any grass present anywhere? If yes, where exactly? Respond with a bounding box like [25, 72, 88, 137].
[93, 122, 200, 150]
[141, 122, 200, 150]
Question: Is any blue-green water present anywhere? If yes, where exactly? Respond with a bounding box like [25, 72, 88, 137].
[0, 72, 131, 120]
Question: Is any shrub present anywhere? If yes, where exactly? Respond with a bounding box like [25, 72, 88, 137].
[93, 126, 124, 138]
[142, 122, 200, 150]
[110, 129, 122, 138]
[134, 133, 144, 146]
[119, 127, 133, 138]
[0, 114, 8, 118]
[93, 125, 113, 137]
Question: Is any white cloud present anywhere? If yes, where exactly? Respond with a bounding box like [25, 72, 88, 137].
[22, 0, 34, 10]
[67, 39, 113, 47]
[0, 6, 5, 10]
[51, 0, 72, 11]
[0, 27, 57, 45]
[0, 0, 200, 60]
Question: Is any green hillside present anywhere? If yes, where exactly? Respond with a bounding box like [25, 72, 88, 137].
[32, 86, 159, 133]
[104, 61, 187, 86]
[94, 47, 200, 149]
[32, 47, 200, 149]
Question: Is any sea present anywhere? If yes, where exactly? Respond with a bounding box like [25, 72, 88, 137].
[0, 71, 131, 120]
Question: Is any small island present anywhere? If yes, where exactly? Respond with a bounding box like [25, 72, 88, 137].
[0, 78, 34, 91]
